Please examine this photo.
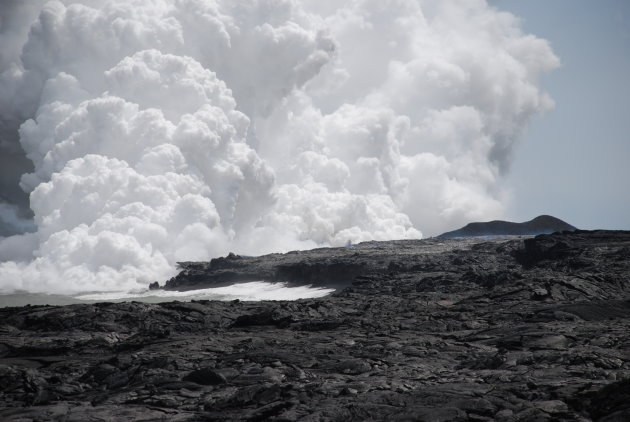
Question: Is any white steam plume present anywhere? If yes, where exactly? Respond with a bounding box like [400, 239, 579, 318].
[0, 0, 558, 294]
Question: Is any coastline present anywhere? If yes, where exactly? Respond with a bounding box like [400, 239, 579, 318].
[1, 231, 629, 421]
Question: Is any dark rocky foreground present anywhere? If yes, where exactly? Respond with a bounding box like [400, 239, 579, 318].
[1, 230, 630, 421]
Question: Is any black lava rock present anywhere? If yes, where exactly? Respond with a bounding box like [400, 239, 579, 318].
[1, 230, 629, 421]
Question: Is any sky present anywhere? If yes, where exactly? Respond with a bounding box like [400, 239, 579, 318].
[490, 0, 630, 230]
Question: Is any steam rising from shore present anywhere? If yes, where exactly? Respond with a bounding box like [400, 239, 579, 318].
[0, 0, 558, 293]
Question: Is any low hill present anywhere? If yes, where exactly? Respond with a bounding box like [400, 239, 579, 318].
[438, 214, 577, 238]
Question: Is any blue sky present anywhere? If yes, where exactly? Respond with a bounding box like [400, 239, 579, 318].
[490, 0, 630, 230]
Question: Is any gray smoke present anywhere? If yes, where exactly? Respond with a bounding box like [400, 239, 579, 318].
[0, 0, 558, 293]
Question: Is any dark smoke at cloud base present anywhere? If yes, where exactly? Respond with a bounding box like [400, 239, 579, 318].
[0, 0, 558, 294]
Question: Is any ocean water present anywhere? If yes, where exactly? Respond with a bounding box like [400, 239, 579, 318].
[0, 281, 335, 308]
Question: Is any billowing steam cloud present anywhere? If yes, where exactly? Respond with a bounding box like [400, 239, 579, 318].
[0, 0, 558, 294]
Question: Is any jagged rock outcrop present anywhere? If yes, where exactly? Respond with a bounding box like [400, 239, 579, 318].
[1, 230, 629, 421]
[438, 215, 577, 238]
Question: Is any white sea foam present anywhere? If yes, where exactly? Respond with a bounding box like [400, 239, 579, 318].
[74, 281, 335, 302]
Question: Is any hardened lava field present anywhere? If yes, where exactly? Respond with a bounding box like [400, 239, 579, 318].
[1, 230, 630, 421]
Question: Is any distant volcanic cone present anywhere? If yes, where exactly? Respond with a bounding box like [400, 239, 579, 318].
[437, 215, 577, 238]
